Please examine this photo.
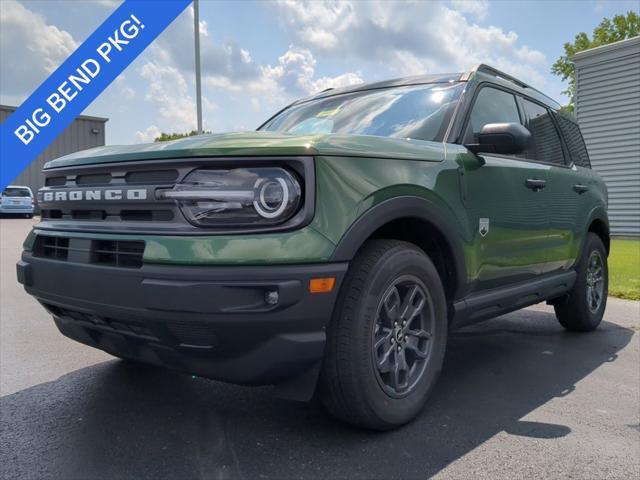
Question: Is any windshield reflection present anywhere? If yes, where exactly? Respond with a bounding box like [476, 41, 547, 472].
[261, 83, 465, 142]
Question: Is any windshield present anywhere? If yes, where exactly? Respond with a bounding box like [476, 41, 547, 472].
[2, 188, 31, 197]
[261, 83, 465, 142]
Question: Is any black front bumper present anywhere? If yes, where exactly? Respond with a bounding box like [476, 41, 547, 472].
[17, 253, 347, 388]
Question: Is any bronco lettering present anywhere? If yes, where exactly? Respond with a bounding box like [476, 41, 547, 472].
[41, 188, 147, 201]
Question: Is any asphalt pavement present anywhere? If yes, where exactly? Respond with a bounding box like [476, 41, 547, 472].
[1, 217, 638, 480]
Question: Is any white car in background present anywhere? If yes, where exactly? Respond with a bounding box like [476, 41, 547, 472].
[1, 186, 34, 218]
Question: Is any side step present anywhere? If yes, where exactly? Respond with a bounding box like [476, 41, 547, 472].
[452, 271, 576, 329]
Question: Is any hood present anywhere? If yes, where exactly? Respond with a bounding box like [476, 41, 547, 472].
[44, 131, 445, 169]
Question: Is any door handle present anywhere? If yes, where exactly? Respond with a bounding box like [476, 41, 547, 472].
[525, 179, 546, 191]
[573, 184, 589, 194]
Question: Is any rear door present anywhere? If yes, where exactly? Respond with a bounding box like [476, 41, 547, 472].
[517, 98, 579, 273]
[459, 86, 550, 291]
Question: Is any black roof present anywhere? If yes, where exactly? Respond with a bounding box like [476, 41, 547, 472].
[304, 73, 462, 102]
[295, 64, 560, 110]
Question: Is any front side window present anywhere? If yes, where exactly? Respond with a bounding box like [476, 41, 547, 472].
[554, 111, 591, 168]
[465, 87, 522, 144]
[520, 99, 566, 166]
[261, 83, 465, 142]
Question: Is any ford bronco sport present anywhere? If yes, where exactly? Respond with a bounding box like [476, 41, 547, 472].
[17, 64, 609, 430]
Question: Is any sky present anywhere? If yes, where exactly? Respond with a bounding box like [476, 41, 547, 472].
[1, 0, 638, 145]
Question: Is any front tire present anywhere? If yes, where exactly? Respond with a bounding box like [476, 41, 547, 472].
[319, 240, 448, 430]
[554, 233, 608, 332]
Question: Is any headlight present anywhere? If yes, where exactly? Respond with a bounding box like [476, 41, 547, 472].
[159, 167, 302, 227]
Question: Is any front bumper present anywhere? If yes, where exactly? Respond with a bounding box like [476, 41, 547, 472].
[17, 253, 347, 387]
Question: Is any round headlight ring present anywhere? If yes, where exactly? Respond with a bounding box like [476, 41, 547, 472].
[253, 177, 290, 219]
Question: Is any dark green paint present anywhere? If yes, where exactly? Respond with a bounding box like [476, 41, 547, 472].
[43, 132, 445, 169]
[30, 72, 608, 299]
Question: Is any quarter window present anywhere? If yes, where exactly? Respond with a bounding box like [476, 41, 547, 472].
[554, 111, 591, 168]
[520, 99, 566, 166]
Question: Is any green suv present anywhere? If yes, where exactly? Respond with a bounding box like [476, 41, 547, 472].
[17, 64, 609, 430]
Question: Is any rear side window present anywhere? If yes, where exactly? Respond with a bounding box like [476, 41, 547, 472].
[466, 87, 521, 142]
[554, 111, 591, 168]
[2, 188, 31, 197]
[520, 99, 566, 166]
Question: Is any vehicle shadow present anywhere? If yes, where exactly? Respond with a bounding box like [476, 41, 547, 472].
[0, 308, 634, 480]
[0, 214, 34, 219]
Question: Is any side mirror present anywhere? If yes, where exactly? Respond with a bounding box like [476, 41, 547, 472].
[466, 122, 531, 155]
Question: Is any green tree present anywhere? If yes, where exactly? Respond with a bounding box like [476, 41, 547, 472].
[154, 130, 211, 142]
[551, 11, 639, 106]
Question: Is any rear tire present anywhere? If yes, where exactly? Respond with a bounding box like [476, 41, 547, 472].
[319, 240, 448, 430]
[554, 233, 608, 332]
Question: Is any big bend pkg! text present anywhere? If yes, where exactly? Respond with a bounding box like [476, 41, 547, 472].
[14, 14, 144, 146]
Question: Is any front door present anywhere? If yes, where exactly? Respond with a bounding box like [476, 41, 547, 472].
[459, 86, 550, 291]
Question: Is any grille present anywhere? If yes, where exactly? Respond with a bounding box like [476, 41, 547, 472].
[33, 235, 145, 268]
[39, 166, 181, 231]
[40, 209, 174, 222]
[91, 239, 145, 268]
[125, 170, 179, 184]
[44, 176, 66, 187]
[38, 157, 313, 234]
[34, 236, 70, 260]
[76, 173, 112, 185]
[166, 321, 220, 348]
[45, 304, 159, 341]
[44, 303, 219, 349]
[46, 169, 179, 187]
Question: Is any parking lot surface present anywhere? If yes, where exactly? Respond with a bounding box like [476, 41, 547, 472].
[1, 217, 639, 479]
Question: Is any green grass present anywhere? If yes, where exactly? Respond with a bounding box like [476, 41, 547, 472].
[609, 239, 640, 300]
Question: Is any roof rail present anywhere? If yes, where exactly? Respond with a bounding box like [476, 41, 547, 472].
[460, 64, 559, 106]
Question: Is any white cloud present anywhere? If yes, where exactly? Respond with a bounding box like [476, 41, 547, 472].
[151, 6, 260, 82]
[312, 72, 365, 93]
[258, 46, 363, 105]
[201, 46, 362, 113]
[0, 0, 77, 97]
[139, 61, 196, 131]
[450, 0, 489, 20]
[274, 0, 548, 90]
[95, 0, 122, 8]
[115, 74, 135, 100]
[134, 125, 161, 143]
[150, 7, 363, 114]
[277, 0, 355, 51]
[2, 0, 554, 144]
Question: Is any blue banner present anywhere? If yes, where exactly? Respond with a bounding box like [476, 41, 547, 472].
[0, 0, 192, 190]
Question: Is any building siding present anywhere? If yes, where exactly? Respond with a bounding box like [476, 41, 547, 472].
[574, 37, 640, 236]
[0, 105, 108, 196]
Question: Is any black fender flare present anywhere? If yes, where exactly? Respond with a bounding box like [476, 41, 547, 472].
[583, 205, 610, 254]
[329, 196, 468, 299]
[585, 205, 609, 233]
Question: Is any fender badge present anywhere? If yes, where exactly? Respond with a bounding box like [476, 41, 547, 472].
[479, 218, 489, 237]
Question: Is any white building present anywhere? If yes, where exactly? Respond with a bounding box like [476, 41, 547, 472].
[574, 36, 640, 237]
